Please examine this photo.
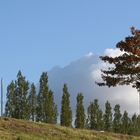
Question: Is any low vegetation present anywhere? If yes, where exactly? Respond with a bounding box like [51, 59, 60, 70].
[0, 117, 140, 140]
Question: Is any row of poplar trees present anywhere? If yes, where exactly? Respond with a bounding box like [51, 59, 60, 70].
[5, 71, 140, 136]
[5, 71, 57, 123]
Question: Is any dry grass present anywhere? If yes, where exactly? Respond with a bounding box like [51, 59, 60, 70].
[0, 117, 139, 140]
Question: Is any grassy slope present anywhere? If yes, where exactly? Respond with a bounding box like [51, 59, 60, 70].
[0, 117, 140, 140]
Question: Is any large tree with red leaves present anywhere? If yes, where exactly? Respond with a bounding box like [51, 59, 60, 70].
[97, 27, 140, 113]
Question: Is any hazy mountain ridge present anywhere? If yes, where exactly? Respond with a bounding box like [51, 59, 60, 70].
[48, 52, 138, 115]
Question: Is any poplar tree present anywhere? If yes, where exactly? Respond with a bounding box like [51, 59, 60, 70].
[137, 115, 140, 135]
[97, 109, 104, 130]
[121, 111, 130, 134]
[113, 104, 122, 133]
[28, 83, 37, 121]
[46, 90, 57, 124]
[36, 72, 49, 122]
[14, 71, 29, 120]
[75, 93, 85, 129]
[130, 114, 137, 135]
[36, 72, 57, 123]
[87, 99, 103, 130]
[5, 81, 16, 118]
[60, 84, 72, 127]
[103, 101, 112, 131]
[87, 102, 94, 129]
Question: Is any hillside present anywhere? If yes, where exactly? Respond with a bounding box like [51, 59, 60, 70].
[0, 117, 139, 140]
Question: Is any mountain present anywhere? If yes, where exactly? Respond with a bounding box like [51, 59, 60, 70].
[48, 51, 139, 115]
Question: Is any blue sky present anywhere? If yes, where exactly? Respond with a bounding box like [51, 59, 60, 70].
[0, 0, 140, 85]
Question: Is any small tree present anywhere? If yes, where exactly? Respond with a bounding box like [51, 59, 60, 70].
[60, 84, 72, 127]
[97, 27, 140, 113]
[103, 101, 112, 131]
[75, 93, 85, 129]
[113, 104, 122, 133]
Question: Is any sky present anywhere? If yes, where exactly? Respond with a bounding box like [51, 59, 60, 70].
[0, 1, 140, 95]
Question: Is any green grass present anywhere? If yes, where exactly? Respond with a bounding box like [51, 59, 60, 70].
[0, 117, 140, 140]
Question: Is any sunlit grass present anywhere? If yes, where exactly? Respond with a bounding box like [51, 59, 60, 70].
[0, 117, 139, 140]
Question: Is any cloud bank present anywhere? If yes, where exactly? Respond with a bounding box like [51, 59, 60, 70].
[48, 49, 139, 115]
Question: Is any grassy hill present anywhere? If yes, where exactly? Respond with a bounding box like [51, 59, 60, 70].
[0, 117, 140, 140]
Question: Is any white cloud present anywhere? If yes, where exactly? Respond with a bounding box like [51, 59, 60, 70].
[104, 48, 124, 57]
[48, 48, 139, 115]
[91, 69, 101, 80]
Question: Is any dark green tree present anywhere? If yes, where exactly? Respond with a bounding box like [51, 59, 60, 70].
[28, 83, 37, 121]
[60, 84, 72, 127]
[87, 99, 103, 130]
[36, 72, 49, 122]
[13, 71, 30, 120]
[36, 72, 57, 123]
[121, 111, 130, 134]
[6, 71, 30, 119]
[18, 71, 29, 119]
[130, 114, 138, 135]
[75, 93, 85, 129]
[136, 115, 140, 135]
[87, 102, 94, 129]
[103, 101, 112, 131]
[46, 90, 57, 124]
[5, 81, 16, 118]
[5, 71, 30, 120]
[97, 109, 104, 130]
[113, 104, 122, 133]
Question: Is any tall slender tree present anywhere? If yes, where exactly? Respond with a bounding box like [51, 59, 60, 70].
[121, 111, 130, 134]
[28, 83, 37, 121]
[87, 99, 103, 130]
[137, 115, 140, 135]
[113, 104, 122, 133]
[97, 109, 104, 131]
[36, 72, 57, 123]
[130, 114, 138, 135]
[87, 102, 94, 129]
[36, 72, 49, 122]
[46, 90, 57, 124]
[60, 84, 72, 127]
[5, 81, 16, 118]
[103, 101, 112, 131]
[75, 93, 85, 129]
[16, 71, 29, 120]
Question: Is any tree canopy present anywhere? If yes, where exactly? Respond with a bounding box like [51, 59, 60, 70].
[98, 27, 140, 89]
[97, 27, 140, 113]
